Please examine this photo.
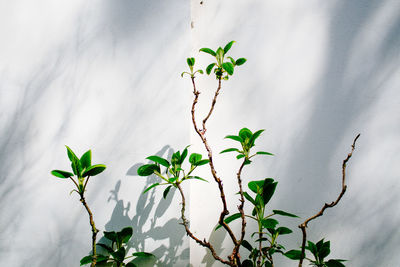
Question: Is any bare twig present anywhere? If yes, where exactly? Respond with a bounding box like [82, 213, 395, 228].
[79, 193, 99, 267]
[176, 183, 233, 266]
[298, 134, 360, 267]
[190, 76, 239, 265]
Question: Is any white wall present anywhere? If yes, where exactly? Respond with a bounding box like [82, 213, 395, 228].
[1, 0, 399, 266]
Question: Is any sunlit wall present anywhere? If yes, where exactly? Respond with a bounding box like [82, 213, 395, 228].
[1, 0, 399, 266]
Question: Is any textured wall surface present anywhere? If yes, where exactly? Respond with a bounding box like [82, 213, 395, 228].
[1, 0, 399, 266]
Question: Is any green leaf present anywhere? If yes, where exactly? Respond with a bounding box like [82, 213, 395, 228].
[242, 259, 254, 267]
[206, 63, 216, 75]
[132, 252, 155, 258]
[272, 210, 299, 218]
[326, 259, 346, 267]
[262, 179, 277, 205]
[319, 241, 331, 260]
[306, 241, 318, 255]
[222, 62, 234, 75]
[111, 247, 126, 262]
[249, 129, 264, 146]
[118, 227, 133, 244]
[197, 69, 204, 74]
[137, 164, 160, 176]
[195, 159, 210, 166]
[215, 213, 241, 230]
[262, 218, 279, 229]
[80, 150, 92, 170]
[82, 164, 106, 177]
[187, 57, 195, 67]
[284, 250, 302, 260]
[104, 231, 117, 242]
[256, 151, 274, 156]
[146, 155, 170, 168]
[199, 48, 216, 56]
[126, 263, 138, 267]
[71, 157, 82, 177]
[277, 227, 292, 235]
[237, 154, 245, 159]
[235, 58, 247, 66]
[80, 255, 92, 265]
[223, 41, 235, 54]
[241, 240, 253, 252]
[143, 183, 160, 193]
[248, 179, 268, 194]
[189, 153, 202, 164]
[65, 145, 79, 163]
[51, 170, 74, 179]
[188, 176, 208, 182]
[169, 177, 178, 183]
[181, 147, 189, 164]
[216, 47, 224, 64]
[228, 56, 236, 65]
[225, 135, 243, 142]
[220, 148, 239, 154]
[163, 185, 172, 199]
[243, 191, 256, 205]
[239, 128, 253, 141]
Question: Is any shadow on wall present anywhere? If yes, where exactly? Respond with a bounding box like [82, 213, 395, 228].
[103, 145, 189, 267]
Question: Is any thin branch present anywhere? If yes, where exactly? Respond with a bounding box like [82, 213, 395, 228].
[298, 134, 360, 267]
[176, 183, 233, 266]
[230, 160, 247, 264]
[79, 193, 99, 267]
[190, 76, 239, 251]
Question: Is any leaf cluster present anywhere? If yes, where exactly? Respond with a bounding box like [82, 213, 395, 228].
[285, 239, 346, 267]
[51, 146, 106, 194]
[221, 128, 273, 165]
[137, 147, 209, 198]
[80, 227, 155, 267]
[199, 41, 247, 80]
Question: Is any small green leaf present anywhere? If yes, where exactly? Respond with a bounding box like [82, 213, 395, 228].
[187, 176, 208, 182]
[82, 164, 106, 177]
[241, 240, 253, 252]
[189, 153, 202, 164]
[132, 252, 155, 258]
[256, 151, 274, 156]
[137, 164, 160, 176]
[181, 147, 189, 164]
[248, 179, 268, 194]
[242, 259, 254, 267]
[216, 213, 241, 230]
[262, 179, 277, 205]
[235, 58, 247, 66]
[216, 47, 224, 64]
[223, 41, 235, 54]
[277, 227, 292, 235]
[228, 56, 236, 65]
[51, 170, 74, 179]
[118, 227, 133, 243]
[225, 135, 243, 142]
[262, 218, 279, 229]
[284, 250, 302, 260]
[306, 241, 318, 255]
[239, 128, 253, 141]
[80, 255, 92, 265]
[272, 210, 299, 218]
[66, 145, 79, 162]
[222, 62, 234, 75]
[326, 259, 346, 267]
[220, 148, 239, 154]
[169, 177, 178, 183]
[163, 185, 172, 199]
[236, 154, 245, 159]
[197, 69, 204, 74]
[143, 183, 160, 193]
[243, 191, 256, 205]
[199, 48, 216, 56]
[80, 150, 92, 170]
[195, 159, 210, 166]
[146, 155, 170, 168]
[104, 231, 117, 242]
[111, 247, 126, 262]
[249, 129, 264, 146]
[206, 63, 216, 75]
[187, 57, 195, 67]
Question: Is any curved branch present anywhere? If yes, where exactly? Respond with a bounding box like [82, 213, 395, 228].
[298, 134, 360, 267]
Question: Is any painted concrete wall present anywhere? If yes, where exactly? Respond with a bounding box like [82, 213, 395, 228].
[1, 0, 399, 266]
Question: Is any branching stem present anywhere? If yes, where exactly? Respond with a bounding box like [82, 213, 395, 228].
[298, 134, 360, 267]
